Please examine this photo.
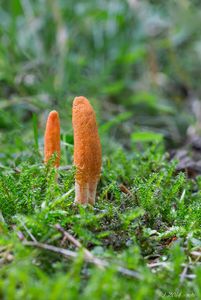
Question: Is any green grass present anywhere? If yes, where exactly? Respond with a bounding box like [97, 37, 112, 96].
[0, 142, 201, 299]
[0, 0, 201, 147]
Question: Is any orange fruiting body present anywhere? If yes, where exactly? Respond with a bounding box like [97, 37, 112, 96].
[44, 110, 61, 168]
[72, 96, 102, 205]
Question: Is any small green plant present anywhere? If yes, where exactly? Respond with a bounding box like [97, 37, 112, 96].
[0, 140, 200, 299]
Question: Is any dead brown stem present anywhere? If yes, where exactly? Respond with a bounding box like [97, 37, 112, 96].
[23, 239, 142, 279]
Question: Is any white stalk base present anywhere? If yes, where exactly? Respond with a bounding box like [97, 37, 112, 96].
[74, 181, 98, 205]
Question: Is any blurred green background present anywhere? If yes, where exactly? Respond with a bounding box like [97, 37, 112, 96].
[0, 0, 201, 164]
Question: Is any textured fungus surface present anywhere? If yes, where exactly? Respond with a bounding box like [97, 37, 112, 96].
[44, 110, 61, 168]
[72, 96, 102, 204]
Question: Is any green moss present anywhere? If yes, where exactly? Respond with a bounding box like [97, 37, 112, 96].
[0, 144, 200, 299]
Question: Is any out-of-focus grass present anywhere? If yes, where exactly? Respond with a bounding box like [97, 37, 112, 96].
[0, 0, 201, 153]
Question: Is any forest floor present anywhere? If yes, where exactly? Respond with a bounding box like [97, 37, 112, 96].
[0, 140, 201, 299]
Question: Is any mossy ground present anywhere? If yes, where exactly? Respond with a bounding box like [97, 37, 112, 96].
[0, 139, 201, 299]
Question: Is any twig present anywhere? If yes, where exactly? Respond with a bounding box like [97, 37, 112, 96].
[191, 251, 201, 259]
[21, 221, 37, 242]
[147, 262, 169, 268]
[55, 224, 143, 278]
[118, 185, 140, 206]
[17, 231, 25, 241]
[180, 265, 188, 283]
[119, 184, 132, 196]
[23, 240, 142, 279]
[24, 241, 77, 257]
[55, 224, 96, 265]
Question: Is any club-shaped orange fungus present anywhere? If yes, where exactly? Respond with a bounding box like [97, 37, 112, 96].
[72, 96, 102, 205]
[44, 110, 61, 168]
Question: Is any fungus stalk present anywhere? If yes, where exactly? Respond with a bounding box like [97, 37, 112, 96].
[44, 110, 61, 168]
[72, 96, 102, 205]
